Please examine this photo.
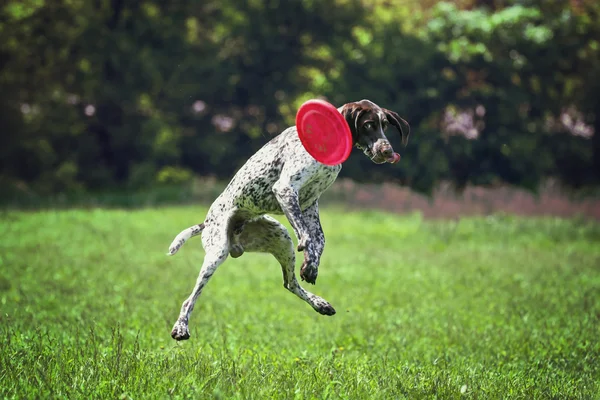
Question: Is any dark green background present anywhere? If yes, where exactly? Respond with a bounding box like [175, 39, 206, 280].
[1, 0, 598, 198]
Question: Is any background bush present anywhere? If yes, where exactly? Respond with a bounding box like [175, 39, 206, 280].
[1, 0, 598, 196]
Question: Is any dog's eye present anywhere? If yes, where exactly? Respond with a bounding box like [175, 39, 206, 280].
[364, 123, 373, 130]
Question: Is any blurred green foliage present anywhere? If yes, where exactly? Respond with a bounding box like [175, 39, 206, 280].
[0, 0, 598, 196]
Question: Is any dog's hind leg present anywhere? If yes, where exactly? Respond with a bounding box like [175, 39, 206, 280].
[239, 215, 336, 316]
[170, 215, 232, 341]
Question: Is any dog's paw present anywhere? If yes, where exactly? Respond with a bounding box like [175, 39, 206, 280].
[300, 259, 319, 285]
[171, 322, 190, 341]
[312, 298, 336, 316]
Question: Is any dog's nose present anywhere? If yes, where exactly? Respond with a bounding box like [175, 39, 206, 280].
[381, 145, 393, 157]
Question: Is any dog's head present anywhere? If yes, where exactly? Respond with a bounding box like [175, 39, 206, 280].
[338, 99, 410, 164]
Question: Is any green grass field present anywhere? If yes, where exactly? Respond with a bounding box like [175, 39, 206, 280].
[1, 206, 599, 399]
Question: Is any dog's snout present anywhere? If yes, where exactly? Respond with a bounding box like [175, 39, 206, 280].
[378, 141, 393, 157]
[381, 145, 393, 157]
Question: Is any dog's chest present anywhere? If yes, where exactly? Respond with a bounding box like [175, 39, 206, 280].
[220, 128, 343, 215]
[233, 163, 341, 214]
[297, 165, 341, 210]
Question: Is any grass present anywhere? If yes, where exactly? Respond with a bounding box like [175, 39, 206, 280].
[0, 206, 599, 399]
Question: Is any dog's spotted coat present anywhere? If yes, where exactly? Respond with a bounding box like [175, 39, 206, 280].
[168, 100, 409, 341]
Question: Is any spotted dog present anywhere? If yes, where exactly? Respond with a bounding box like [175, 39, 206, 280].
[167, 99, 410, 341]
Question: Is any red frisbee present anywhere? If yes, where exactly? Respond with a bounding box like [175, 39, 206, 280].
[296, 99, 352, 166]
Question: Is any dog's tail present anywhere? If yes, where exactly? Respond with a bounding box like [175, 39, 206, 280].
[166, 223, 205, 256]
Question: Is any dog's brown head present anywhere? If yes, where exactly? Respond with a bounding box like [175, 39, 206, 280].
[338, 99, 410, 164]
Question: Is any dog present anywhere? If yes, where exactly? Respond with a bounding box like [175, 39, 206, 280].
[167, 99, 410, 341]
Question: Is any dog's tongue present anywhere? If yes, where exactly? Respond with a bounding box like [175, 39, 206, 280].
[387, 152, 401, 164]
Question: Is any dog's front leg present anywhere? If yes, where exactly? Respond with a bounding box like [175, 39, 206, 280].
[299, 201, 324, 284]
[272, 181, 312, 250]
[272, 167, 319, 283]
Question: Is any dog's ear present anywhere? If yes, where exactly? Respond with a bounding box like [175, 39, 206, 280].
[383, 108, 410, 147]
[339, 103, 368, 142]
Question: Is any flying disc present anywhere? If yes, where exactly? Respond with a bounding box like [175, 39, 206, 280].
[296, 99, 352, 166]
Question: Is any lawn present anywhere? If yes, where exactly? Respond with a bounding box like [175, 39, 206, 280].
[1, 206, 599, 399]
